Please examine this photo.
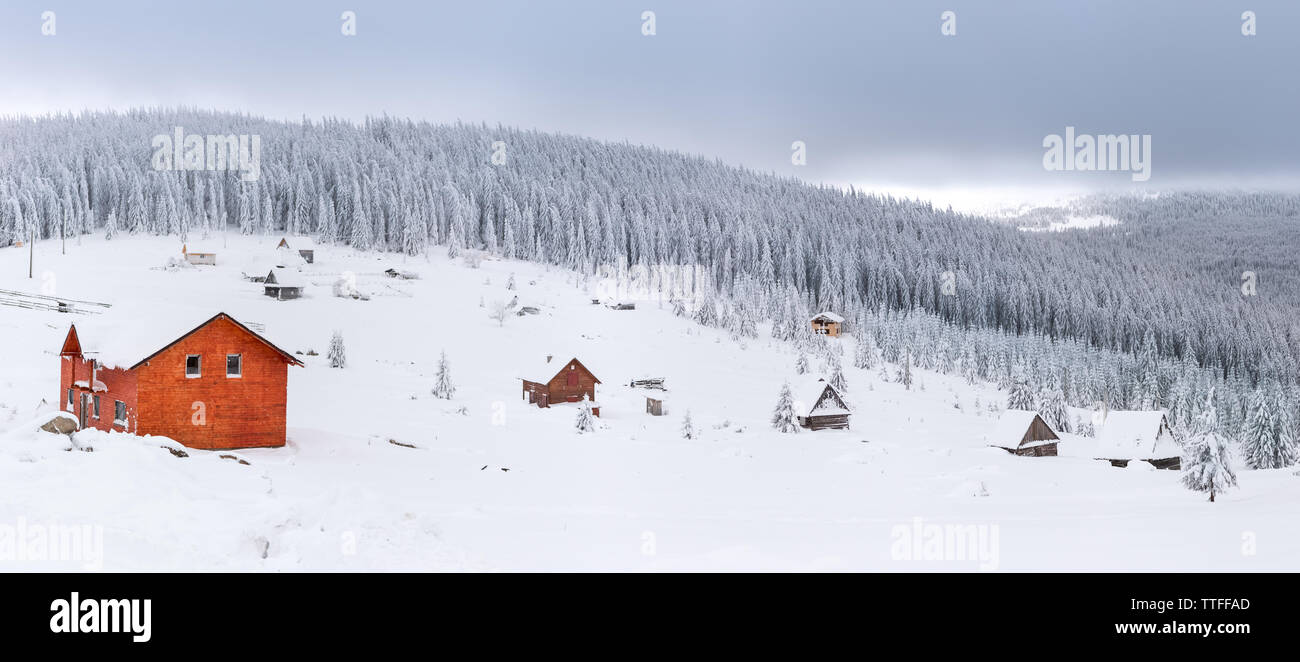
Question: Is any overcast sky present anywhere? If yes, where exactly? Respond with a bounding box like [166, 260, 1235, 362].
[1, 1, 1296, 208]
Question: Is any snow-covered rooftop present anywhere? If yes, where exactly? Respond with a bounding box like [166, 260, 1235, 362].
[278, 236, 317, 250]
[62, 311, 294, 371]
[797, 378, 849, 417]
[525, 355, 598, 383]
[1095, 411, 1179, 459]
[266, 267, 306, 288]
[811, 311, 844, 323]
[985, 409, 1055, 449]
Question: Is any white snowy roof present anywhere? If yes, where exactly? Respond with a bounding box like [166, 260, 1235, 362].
[811, 312, 845, 323]
[524, 355, 599, 383]
[986, 410, 1057, 449]
[62, 311, 296, 371]
[278, 236, 317, 249]
[796, 378, 850, 417]
[266, 267, 306, 288]
[274, 245, 309, 266]
[1095, 411, 1179, 459]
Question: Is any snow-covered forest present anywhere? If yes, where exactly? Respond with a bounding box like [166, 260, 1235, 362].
[1, 109, 1297, 454]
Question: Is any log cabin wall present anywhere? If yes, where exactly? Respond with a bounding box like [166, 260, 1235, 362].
[545, 359, 598, 404]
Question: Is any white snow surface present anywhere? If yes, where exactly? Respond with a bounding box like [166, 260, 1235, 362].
[1, 235, 1296, 571]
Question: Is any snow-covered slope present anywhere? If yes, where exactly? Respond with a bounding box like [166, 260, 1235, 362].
[1, 236, 1295, 571]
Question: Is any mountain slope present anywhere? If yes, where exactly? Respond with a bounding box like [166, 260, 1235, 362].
[1, 235, 1295, 571]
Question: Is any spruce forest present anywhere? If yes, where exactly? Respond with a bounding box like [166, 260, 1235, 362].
[2, 109, 1297, 460]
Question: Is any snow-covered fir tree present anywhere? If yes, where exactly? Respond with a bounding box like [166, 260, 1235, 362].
[328, 330, 346, 368]
[432, 350, 455, 399]
[829, 354, 847, 393]
[854, 335, 877, 370]
[575, 394, 596, 434]
[895, 350, 913, 390]
[1007, 377, 1036, 410]
[681, 410, 695, 440]
[1038, 388, 1071, 433]
[1241, 385, 1299, 469]
[795, 353, 809, 375]
[771, 381, 799, 433]
[1181, 392, 1238, 502]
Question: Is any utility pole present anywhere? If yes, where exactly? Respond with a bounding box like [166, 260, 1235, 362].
[28, 226, 34, 278]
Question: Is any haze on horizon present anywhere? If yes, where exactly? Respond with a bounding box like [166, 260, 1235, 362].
[2, 0, 1297, 211]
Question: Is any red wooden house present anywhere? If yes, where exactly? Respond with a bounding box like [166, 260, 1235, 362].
[520, 356, 601, 416]
[58, 312, 303, 450]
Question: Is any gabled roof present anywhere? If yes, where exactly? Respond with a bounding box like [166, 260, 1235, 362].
[265, 267, 306, 288]
[811, 312, 845, 323]
[61, 313, 304, 371]
[525, 356, 601, 385]
[987, 410, 1059, 449]
[277, 236, 316, 250]
[796, 378, 850, 417]
[1095, 411, 1178, 459]
[60, 325, 83, 356]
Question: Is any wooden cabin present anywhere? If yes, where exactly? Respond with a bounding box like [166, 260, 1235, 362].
[58, 312, 303, 450]
[810, 312, 844, 337]
[987, 410, 1059, 456]
[520, 356, 601, 416]
[645, 397, 666, 416]
[182, 245, 216, 266]
[796, 378, 851, 430]
[1094, 411, 1181, 469]
[277, 237, 316, 264]
[264, 268, 305, 300]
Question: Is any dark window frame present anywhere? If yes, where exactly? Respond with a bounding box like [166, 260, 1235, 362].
[186, 354, 202, 378]
[226, 354, 242, 378]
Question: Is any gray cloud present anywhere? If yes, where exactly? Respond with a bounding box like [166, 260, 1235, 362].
[1, 0, 1295, 194]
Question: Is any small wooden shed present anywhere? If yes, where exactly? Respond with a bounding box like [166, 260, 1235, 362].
[810, 312, 844, 337]
[645, 397, 666, 416]
[183, 245, 216, 266]
[521, 356, 602, 416]
[987, 410, 1059, 456]
[263, 268, 305, 300]
[277, 237, 315, 264]
[1094, 411, 1181, 469]
[796, 378, 851, 430]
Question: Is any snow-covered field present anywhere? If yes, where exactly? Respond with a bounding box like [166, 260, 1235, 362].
[1, 235, 1295, 571]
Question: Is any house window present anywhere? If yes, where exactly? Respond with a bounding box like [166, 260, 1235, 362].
[66, 388, 73, 408]
[114, 400, 126, 424]
[186, 355, 201, 378]
[92, 395, 100, 419]
[227, 354, 242, 378]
